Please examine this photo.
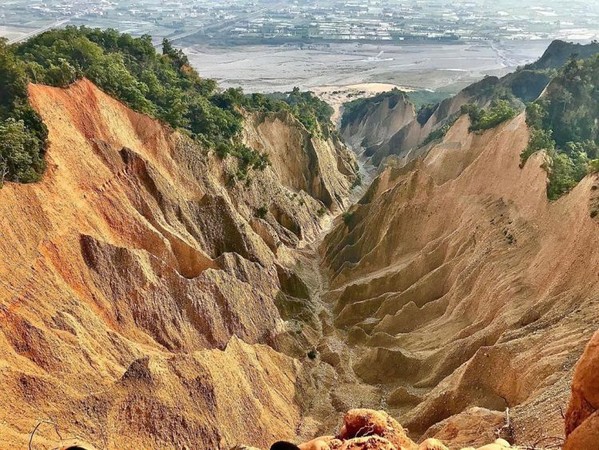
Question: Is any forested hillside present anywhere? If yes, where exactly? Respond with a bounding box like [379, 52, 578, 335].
[0, 27, 335, 185]
[522, 55, 599, 199]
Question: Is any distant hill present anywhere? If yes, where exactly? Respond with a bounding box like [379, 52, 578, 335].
[341, 39, 599, 169]
[527, 39, 599, 70]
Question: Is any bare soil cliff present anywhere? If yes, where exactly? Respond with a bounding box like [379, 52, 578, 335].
[2, 76, 598, 450]
[362, 78, 500, 166]
[340, 93, 416, 152]
[319, 113, 599, 447]
[564, 331, 599, 450]
[0, 79, 357, 449]
[244, 111, 357, 212]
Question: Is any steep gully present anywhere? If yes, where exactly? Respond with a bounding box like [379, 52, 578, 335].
[289, 90, 599, 449]
[1, 79, 597, 449]
[0, 79, 360, 449]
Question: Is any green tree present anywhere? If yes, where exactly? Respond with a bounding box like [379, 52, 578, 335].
[0, 27, 325, 185]
[465, 99, 517, 132]
[522, 54, 599, 198]
[521, 128, 555, 164]
[45, 58, 77, 86]
[0, 118, 44, 184]
[162, 38, 189, 68]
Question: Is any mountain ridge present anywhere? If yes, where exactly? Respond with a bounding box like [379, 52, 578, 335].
[0, 77, 356, 449]
[1, 35, 599, 450]
[322, 111, 599, 446]
[343, 39, 599, 171]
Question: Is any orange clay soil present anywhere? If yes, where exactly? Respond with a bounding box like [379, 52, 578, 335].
[2, 78, 599, 450]
[0, 79, 357, 449]
[319, 113, 599, 447]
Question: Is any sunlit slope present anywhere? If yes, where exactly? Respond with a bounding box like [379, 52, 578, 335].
[0, 79, 357, 449]
[322, 113, 599, 444]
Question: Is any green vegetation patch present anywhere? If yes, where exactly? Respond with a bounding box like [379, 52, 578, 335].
[521, 55, 599, 199]
[215, 86, 335, 139]
[421, 120, 456, 146]
[461, 99, 518, 133]
[266, 88, 335, 138]
[408, 89, 453, 110]
[0, 39, 47, 184]
[0, 27, 336, 186]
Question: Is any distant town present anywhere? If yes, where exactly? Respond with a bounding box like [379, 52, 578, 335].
[1, 0, 598, 46]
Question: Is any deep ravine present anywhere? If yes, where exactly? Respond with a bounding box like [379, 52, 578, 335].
[282, 131, 388, 442]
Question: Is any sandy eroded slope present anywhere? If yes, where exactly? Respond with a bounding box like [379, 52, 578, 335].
[321, 113, 599, 446]
[0, 79, 357, 449]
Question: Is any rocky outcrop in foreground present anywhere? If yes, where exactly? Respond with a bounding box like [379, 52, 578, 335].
[262, 409, 516, 450]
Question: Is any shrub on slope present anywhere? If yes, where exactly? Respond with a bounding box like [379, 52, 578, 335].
[521, 55, 599, 199]
[0, 27, 336, 185]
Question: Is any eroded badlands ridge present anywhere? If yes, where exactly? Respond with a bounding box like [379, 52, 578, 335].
[0, 79, 357, 449]
[2, 75, 599, 450]
[321, 112, 599, 445]
[564, 330, 599, 449]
